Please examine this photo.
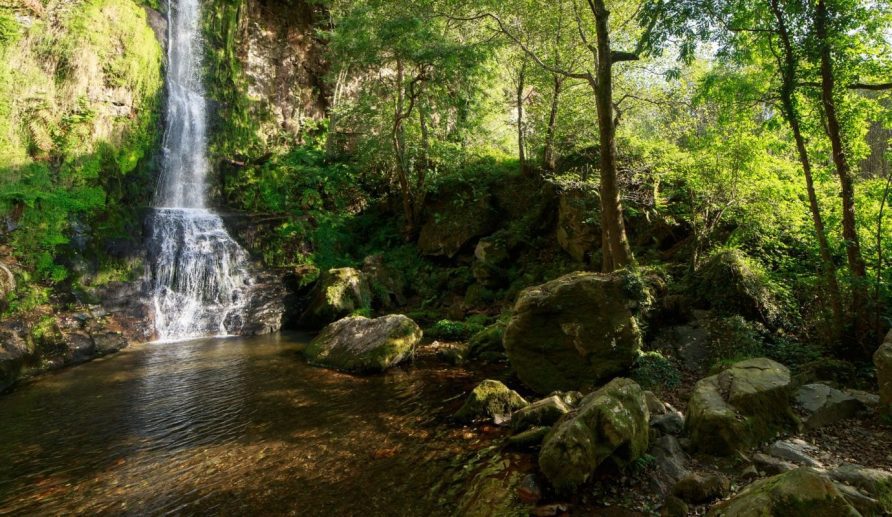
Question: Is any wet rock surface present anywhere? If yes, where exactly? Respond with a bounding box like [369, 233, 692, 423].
[454, 379, 528, 424]
[303, 314, 421, 373]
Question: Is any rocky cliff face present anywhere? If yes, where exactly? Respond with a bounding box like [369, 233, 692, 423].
[240, 0, 328, 134]
[204, 0, 329, 164]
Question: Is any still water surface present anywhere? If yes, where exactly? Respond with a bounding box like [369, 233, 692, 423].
[0, 333, 511, 515]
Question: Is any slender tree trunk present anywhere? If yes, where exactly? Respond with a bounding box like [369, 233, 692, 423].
[591, 0, 633, 271]
[516, 57, 528, 175]
[769, 0, 844, 337]
[816, 0, 869, 345]
[415, 100, 431, 224]
[392, 59, 415, 235]
[543, 75, 562, 171]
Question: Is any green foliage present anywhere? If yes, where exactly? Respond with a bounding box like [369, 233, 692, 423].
[0, 0, 163, 283]
[426, 317, 488, 341]
[631, 351, 681, 391]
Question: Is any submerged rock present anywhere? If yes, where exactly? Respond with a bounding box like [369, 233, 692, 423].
[454, 379, 528, 424]
[875, 331, 892, 414]
[504, 271, 642, 394]
[707, 467, 860, 516]
[303, 314, 421, 373]
[298, 268, 371, 329]
[686, 358, 797, 456]
[508, 427, 551, 449]
[538, 378, 649, 492]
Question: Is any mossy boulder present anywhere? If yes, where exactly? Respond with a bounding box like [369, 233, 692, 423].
[417, 183, 498, 258]
[511, 395, 572, 432]
[468, 321, 506, 362]
[707, 468, 860, 516]
[504, 271, 643, 394]
[298, 268, 372, 329]
[303, 315, 421, 373]
[454, 379, 529, 424]
[692, 249, 782, 326]
[538, 378, 649, 492]
[687, 358, 797, 456]
[874, 331, 892, 413]
[471, 232, 513, 287]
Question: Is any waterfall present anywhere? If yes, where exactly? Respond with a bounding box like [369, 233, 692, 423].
[146, 0, 253, 341]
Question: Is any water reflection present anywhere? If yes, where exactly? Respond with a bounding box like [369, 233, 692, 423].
[0, 334, 503, 515]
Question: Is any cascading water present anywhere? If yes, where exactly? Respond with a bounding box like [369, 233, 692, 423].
[146, 0, 253, 341]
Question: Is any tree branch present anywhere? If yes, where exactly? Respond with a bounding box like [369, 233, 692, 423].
[437, 11, 591, 81]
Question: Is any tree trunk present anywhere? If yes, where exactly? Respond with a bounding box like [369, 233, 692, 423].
[392, 58, 415, 235]
[516, 57, 528, 175]
[816, 0, 869, 345]
[770, 0, 844, 338]
[591, 0, 633, 271]
[543, 75, 562, 171]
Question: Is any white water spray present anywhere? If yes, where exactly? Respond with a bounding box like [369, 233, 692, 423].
[147, 0, 253, 341]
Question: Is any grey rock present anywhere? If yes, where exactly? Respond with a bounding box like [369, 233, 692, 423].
[645, 390, 668, 415]
[652, 410, 685, 435]
[753, 452, 797, 475]
[794, 383, 865, 429]
[768, 439, 823, 468]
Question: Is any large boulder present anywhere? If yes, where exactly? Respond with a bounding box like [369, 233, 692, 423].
[504, 271, 643, 394]
[303, 314, 421, 373]
[875, 331, 892, 413]
[454, 379, 528, 424]
[707, 468, 860, 516]
[538, 378, 649, 491]
[417, 183, 498, 258]
[298, 268, 371, 329]
[687, 358, 797, 456]
[556, 187, 600, 263]
[691, 249, 781, 326]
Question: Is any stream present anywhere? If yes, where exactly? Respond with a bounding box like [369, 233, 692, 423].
[0, 334, 519, 515]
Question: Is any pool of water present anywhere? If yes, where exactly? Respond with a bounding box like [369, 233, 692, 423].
[0, 333, 521, 515]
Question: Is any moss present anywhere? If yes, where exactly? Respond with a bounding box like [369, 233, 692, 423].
[691, 248, 790, 328]
[0, 0, 162, 283]
[454, 379, 528, 423]
[631, 351, 681, 390]
[468, 321, 506, 361]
